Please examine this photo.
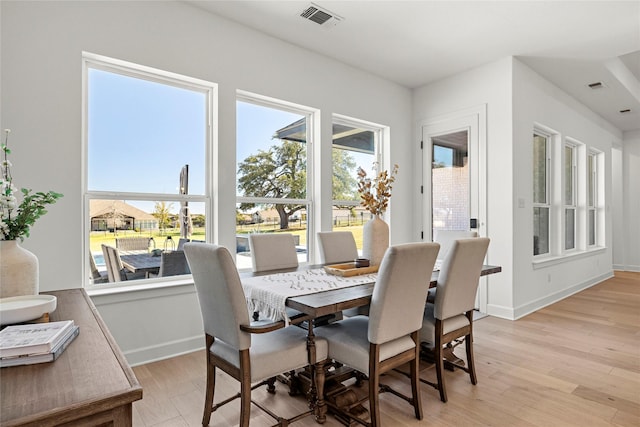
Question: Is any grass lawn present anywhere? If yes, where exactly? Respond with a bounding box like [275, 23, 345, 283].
[90, 224, 366, 254]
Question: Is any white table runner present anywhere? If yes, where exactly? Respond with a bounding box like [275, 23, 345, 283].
[242, 268, 377, 323]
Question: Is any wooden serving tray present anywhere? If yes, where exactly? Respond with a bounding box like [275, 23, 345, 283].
[324, 263, 379, 277]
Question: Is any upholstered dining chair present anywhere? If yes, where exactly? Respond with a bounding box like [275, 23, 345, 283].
[433, 230, 478, 262]
[248, 233, 307, 323]
[428, 230, 479, 303]
[419, 237, 490, 403]
[317, 231, 369, 317]
[248, 233, 299, 272]
[184, 242, 329, 427]
[315, 242, 440, 427]
[317, 231, 359, 264]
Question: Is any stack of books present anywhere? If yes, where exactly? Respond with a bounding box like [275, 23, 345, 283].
[0, 320, 79, 367]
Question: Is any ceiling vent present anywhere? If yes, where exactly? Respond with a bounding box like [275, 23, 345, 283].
[587, 81, 606, 90]
[619, 109, 632, 114]
[299, 3, 343, 27]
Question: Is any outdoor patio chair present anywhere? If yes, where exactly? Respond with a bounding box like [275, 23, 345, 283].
[101, 244, 146, 282]
[115, 237, 154, 253]
[149, 250, 191, 278]
[89, 251, 109, 284]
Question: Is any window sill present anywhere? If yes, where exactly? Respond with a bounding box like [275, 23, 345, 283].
[87, 277, 195, 303]
[532, 246, 606, 269]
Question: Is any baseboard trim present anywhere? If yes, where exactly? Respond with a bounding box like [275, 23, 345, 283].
[125, 335, 204, 367]
[512, 271, 614, 320]
[486, 304, 515, 320]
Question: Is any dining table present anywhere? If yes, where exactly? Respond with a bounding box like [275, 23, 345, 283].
[239, 263, 502, 424]
[120, 252, 161, 275]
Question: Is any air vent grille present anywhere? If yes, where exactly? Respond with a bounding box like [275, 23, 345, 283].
[300, 3, 343, 27]
[587, 81, 605, 89]
[619, 109, 631, 114]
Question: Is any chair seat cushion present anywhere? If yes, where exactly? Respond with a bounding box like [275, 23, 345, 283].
[315, 316, 416, 374]
[419, 304, 470, 345]
[211, 326, 328, 383]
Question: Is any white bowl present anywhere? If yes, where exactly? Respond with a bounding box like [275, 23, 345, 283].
[0, 295, 57, 325]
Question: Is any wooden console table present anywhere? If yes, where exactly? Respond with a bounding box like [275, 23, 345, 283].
[0, 288, 142, 426]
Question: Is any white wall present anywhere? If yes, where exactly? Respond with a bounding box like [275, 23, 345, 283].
[0, 1, 412, 364]
[413, 58, 515, 318]
[511, 58, 620, 317]
[621, 130, 640, 271]
[414, 57, 623, 320]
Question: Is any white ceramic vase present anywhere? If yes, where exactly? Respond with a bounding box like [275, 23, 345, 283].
[0, 240, 39, 298]
[362, 216, 389, 266]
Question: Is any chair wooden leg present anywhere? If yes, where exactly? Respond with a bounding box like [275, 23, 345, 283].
[203, 336, 215, 427]
[435, 322, 448, 403]
[369, 344, 381, 427]
[239, 351, 252, 427]
[410, 332, 423, 420]
[202, 360, 215, 426]
[466, 332, 478, 385]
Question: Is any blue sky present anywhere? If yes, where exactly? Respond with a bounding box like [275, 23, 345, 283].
[89, 69, 376, 215]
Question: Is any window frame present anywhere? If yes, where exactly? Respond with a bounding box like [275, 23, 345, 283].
[235, 91, 319, 266]
[587, 150, 599, 247]
[563, 141, 577, 251]
[533, 129, 552, 257]
[82, 52, 216, 289]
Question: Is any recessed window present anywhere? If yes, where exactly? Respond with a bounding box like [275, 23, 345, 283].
[533, 131, 550, 256]
[235, 94, 315, 269]
[564, 143, 577, 251]
[83, 53, 214, 286]
[331, 115, 381, 252]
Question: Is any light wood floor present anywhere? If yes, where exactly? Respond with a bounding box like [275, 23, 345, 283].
[132, 271, 640, 426]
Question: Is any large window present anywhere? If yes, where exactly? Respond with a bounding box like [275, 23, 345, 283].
[83, 53, 214, 287]
[533, 131, 550, 256]
[331, 115, 380, 252]
[235, 94, 315, 269]
[564, 143, 577, 250]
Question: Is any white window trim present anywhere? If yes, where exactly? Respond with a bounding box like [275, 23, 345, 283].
[533, 127, 553, 258]
[331, 113, 384, 207]
[235, 91, 319, 263]
[82, 52, 217, 291]
[563, 141, 577, 252]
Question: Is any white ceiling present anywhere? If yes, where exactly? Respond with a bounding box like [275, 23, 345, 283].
[186, 1, 640, 132]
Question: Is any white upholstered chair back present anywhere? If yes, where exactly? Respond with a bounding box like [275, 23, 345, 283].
[317, 231, 358, 264]
[367, 242, 440, 344]
[248, 233, 299, 272]
[434, 237, 490, 320]
[434, 230, 478, 261]
[184, 243, 251, 351]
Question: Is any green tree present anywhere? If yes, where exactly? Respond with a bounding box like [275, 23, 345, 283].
[237, 140, 358, 229]
[238, 140, 305, 230]
[153, 201, 174, 235]
[332, 149, 358, 201]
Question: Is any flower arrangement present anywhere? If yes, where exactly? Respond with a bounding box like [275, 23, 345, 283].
[356, 163, 399, 216]
[1, 129, 63, 241]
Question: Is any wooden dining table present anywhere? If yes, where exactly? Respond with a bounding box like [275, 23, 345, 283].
[240, 263, 502, 424]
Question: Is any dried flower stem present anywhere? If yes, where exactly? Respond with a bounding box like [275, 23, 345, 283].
[357, 163, 398, 216]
